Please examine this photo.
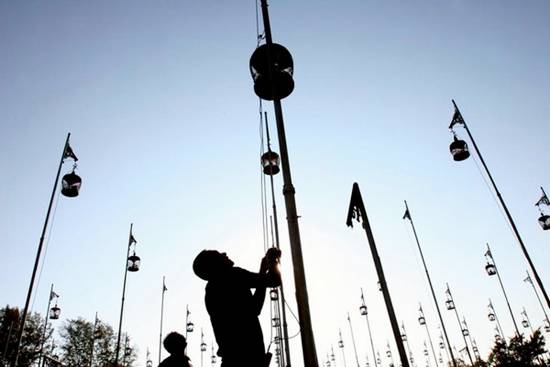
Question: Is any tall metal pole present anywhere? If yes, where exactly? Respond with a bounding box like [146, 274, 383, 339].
[185, 305, 190, 340]
[115, 223, 134, 366]
[258, 1, 318, 366]
[13, 133, 71, 367]
[347, 183, 409, 367]
[524, 271, 550, 330]
[486, 243, 520, 336]
[521, 308, 535, 334]
[400, 323, 414, 367]
[360, 289, 377, 367]
[39, 284, 54, 367]
[445, 284, 473, 366]
[488, 299, 506, 344]
[3, 321, 14, 364]
[419, 304, 439, 367]
[90, 312, 98, 367]
[159, 276, 166, 364]
[265, 113, 292, 367]
[461, 318, 478, 361]
[347, 313, 360, 367]
[451, 99, 550, 310]
[403, 201, 457, 367]
[338, 330, 347, 367]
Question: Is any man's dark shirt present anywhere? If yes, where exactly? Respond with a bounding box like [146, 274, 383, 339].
[205, 267, 268, 365]
[158, 354, 191, 367]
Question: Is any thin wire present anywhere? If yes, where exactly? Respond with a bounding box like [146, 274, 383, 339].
[31, 185, 62, 312]
[460, 130, 518, 242]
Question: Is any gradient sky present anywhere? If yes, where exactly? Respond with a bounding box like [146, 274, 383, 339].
[1, 1, 549, 366]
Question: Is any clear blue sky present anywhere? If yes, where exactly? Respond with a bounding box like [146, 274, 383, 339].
[1, 0, 549, 366]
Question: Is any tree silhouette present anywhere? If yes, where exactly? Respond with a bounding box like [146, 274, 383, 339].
[0, 305, 53, 367]
[59, 317, 136, 367]
[487, 330, 548, 367]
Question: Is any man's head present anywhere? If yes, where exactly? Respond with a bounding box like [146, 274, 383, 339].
[163, 332, 187, 355]
[193, 250, 234, 281]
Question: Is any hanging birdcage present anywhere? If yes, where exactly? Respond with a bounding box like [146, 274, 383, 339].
[495, 334, 502, 342]
[186, 322, 194, 333]
[423, 349, 428, 356]
[270, 289, 279, 300]
[201, 342, 207, 352]
[485, 263, 497, 276]
[445, 299, 455, 310]
[439, 341, 444, 349]
[127, 253, 141, 272]
[250, 43, 295, 100]
[338, 339, 344, 348]
[261, 151, 281, 175]
[360, 305, 367, 316]
[418, 316, 426, 325]
[386, 350, 391, 358]
[449, 135, 470, 162]
[272, 318, 280, 327]
[211, 355, 216, 364]
[61, 169, 82, 197]
[522, 319, 529, 328]
[146, 360, 153, 367]
[49, 305, 61, 320]
[538, 214, 550, 230]
[401, 333, 407, 342]
[488, 312, 496, 321]
[462, 329, 469, 337]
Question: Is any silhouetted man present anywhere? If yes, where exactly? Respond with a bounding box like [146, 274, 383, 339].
[158, 332, 192, 367]
[193, 248, 282, 367]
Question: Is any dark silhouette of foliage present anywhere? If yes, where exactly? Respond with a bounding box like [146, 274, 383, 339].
[0, 305, 52, 367]
[487, 331, 548, 367]
[58, 317, 136, 367]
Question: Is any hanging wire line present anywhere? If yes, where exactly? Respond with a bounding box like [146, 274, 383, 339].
[31, 186, 62, 312]
[454, 129, 518, 246]
[254, 0, 264, 46]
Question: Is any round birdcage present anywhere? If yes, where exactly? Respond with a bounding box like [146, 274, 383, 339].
[360, 305, 367, 316]
[488, 312, 496, 321]
[49, 305, 61, 320]
[61, 170, 82, 197]
[449, 136, 470, 162]
[538, 214, 550, 230]
[445, 300, 455, 310]
[250, 43, 294, 100]
[485, 263, 497, 276]
[186, 322, 194, 333]
[127, 254, 141, 272]
[522, 319, 529, 328]
[338, 340, 344, 348]
[201, 342, 207, 352]
[261, 151, 281, 175]
[270, 289, 279, 301]
[418, 316, 426, 325]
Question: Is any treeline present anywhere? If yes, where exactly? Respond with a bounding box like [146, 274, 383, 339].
[0, 305, 137, 367]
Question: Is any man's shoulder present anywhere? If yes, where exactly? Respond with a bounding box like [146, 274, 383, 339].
[159, 355, 191, 367]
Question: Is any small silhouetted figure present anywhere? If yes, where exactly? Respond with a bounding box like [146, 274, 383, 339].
[159, 332, 192, 367]
[193, 248, 282, 367]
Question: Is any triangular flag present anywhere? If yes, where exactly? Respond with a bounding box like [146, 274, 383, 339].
[402, 208, 411, 220]
[449, 106, 465, 129]
[64, 144, 78, 162]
